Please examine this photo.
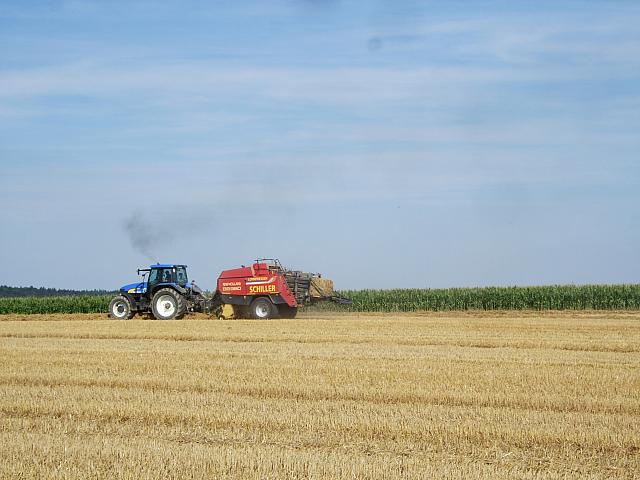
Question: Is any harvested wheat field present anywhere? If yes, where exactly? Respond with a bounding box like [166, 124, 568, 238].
[0, 311, 638, 479]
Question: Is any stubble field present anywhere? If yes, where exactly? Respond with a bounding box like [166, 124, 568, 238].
[0, 311, 638, 479]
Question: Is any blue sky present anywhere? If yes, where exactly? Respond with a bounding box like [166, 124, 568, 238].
[1, 0, 639, 290]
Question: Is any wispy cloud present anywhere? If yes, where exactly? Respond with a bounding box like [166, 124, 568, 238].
[5, 56, 637, 96]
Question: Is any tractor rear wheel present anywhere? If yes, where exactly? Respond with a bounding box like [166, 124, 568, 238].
[151, 288, 185, 320]
[249, 297, 275, 319]
[109, 295, 134, 320]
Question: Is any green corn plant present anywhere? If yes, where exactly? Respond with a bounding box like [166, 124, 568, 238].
[1, 285, 640, 315]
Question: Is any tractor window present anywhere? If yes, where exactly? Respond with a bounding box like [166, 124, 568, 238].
[161, 269, 173, 283]
[148, 269, 159, 285]
[176, 267, 188, 286]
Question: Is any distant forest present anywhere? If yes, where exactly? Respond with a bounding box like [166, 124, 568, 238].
[0, 286, 116, 298]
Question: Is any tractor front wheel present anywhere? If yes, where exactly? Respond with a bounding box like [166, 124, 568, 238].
[109, 295, 134, 320]
[151, 288, 185, 320]
[249, 297, 275, 319]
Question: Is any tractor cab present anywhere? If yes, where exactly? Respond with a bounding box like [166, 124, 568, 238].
[119, 264, 190, 297]
[147, 264, 189, 290]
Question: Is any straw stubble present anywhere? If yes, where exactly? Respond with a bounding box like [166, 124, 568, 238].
[0, 311, 638, 479]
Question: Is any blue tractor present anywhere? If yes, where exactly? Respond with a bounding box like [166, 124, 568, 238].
[108, 264, 208, 320]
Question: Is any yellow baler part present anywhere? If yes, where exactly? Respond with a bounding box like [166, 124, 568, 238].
[220, 303, 236, 320]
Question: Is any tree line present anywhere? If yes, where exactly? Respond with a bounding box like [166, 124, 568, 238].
[0, 285, 116, 298]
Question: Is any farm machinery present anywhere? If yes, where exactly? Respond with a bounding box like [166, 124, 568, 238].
[108, 259, 350, 320]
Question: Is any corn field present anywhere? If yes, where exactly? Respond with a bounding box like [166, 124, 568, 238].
[0, 295, 111, 314]
[1, 284, 639, 314]
[328, 284, 640, 312]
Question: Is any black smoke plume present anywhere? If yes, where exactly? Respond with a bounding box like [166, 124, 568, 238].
[123, 213, 164, 260]
[123, 211, 211, 259]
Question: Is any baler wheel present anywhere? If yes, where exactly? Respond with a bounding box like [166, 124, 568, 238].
[278, 305, 298, 319]
[249, 297, 275, 320]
